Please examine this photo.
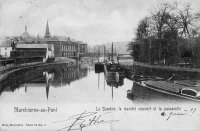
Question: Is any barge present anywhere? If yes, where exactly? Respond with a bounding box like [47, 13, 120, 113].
[139, 80, 200, 102]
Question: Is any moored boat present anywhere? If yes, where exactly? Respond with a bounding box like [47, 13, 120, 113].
[139, 80, 200, 102]
[95, 62, 104, 73]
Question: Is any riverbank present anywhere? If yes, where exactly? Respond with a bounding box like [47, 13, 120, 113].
[0, 58, 76, 84]
[119, 60, 200, 73]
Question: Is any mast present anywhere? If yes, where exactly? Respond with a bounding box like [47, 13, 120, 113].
[104, 45, 106, 62]
[98, 45, 100, 62]
[111, 42, 113, 61]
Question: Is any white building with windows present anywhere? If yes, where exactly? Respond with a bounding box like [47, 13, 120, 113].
[0, 40, 12, 58]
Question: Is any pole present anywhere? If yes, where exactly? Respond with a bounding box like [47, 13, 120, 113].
[111, 42, 113, 61]
[104, 45, 106, 62]
[98, 45, 100, 62]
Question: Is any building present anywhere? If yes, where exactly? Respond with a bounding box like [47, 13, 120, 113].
[10, 43, 54, 64]
[77, 41, 88, 58]
[13, 21, 87, 60]
[43, 21, 78, 58]
[79, 43, 88, 54]
[0, 40, 13, 58]
[44, 37, 60, 57]
[58, 37, 77, 58]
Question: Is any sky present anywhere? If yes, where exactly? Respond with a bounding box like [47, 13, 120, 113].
[0, 0, 200, 45]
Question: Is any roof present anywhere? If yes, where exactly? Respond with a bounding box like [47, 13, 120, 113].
[16, 44, 49, 49]
[0, 40, 12, 47]
[77, 41, 86, 44]
[45, 36, 59, 41]
[53, 36, 70, 41]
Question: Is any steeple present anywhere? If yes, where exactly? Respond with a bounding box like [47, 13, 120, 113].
[44, 20, 51, 39]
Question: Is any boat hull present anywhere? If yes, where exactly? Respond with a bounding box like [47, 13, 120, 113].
[139, 81, 200, 102]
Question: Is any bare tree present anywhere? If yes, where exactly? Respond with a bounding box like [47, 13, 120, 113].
[150, 3, 171, 62]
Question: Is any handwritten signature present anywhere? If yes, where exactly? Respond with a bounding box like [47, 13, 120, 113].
[52, 111, 119, 131]
[161, 108, 196, 121]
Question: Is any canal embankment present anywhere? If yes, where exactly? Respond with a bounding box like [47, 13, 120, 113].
[0, 58, 76, 87]
[119, 61, 200, 73]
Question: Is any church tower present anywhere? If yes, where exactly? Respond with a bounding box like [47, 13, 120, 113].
[22, 25, 29, 39]
[44, 20, 51, 39]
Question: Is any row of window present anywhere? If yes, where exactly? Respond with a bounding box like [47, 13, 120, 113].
[61, 45, 76, 51]
[62, 52, 75, 57]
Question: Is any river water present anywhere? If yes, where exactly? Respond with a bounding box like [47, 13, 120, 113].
[0, 61, 199, 104]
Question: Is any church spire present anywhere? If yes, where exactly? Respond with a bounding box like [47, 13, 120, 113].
[44, 20, 51, 39]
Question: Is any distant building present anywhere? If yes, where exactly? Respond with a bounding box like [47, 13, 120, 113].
[11, 44, 54, 64]
[79, 43, 88, 54]
[43, 21, 78, 58]
[58, 37, 77, 58]
[77, 41, 88, 58]
[0, 40, 12, 58]
[11, 21, 87, 60]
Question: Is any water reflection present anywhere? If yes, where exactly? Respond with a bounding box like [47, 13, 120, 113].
[1, 69, 49, 93]
[0, 65, 88, 99]
[52, 65, 88, 87]
[103, 72, 125, 100]
[21, 71, 54, 99]
[105, 72, 125, 88]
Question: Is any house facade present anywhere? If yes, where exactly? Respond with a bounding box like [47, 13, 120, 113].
[0, 40, 12, 58]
